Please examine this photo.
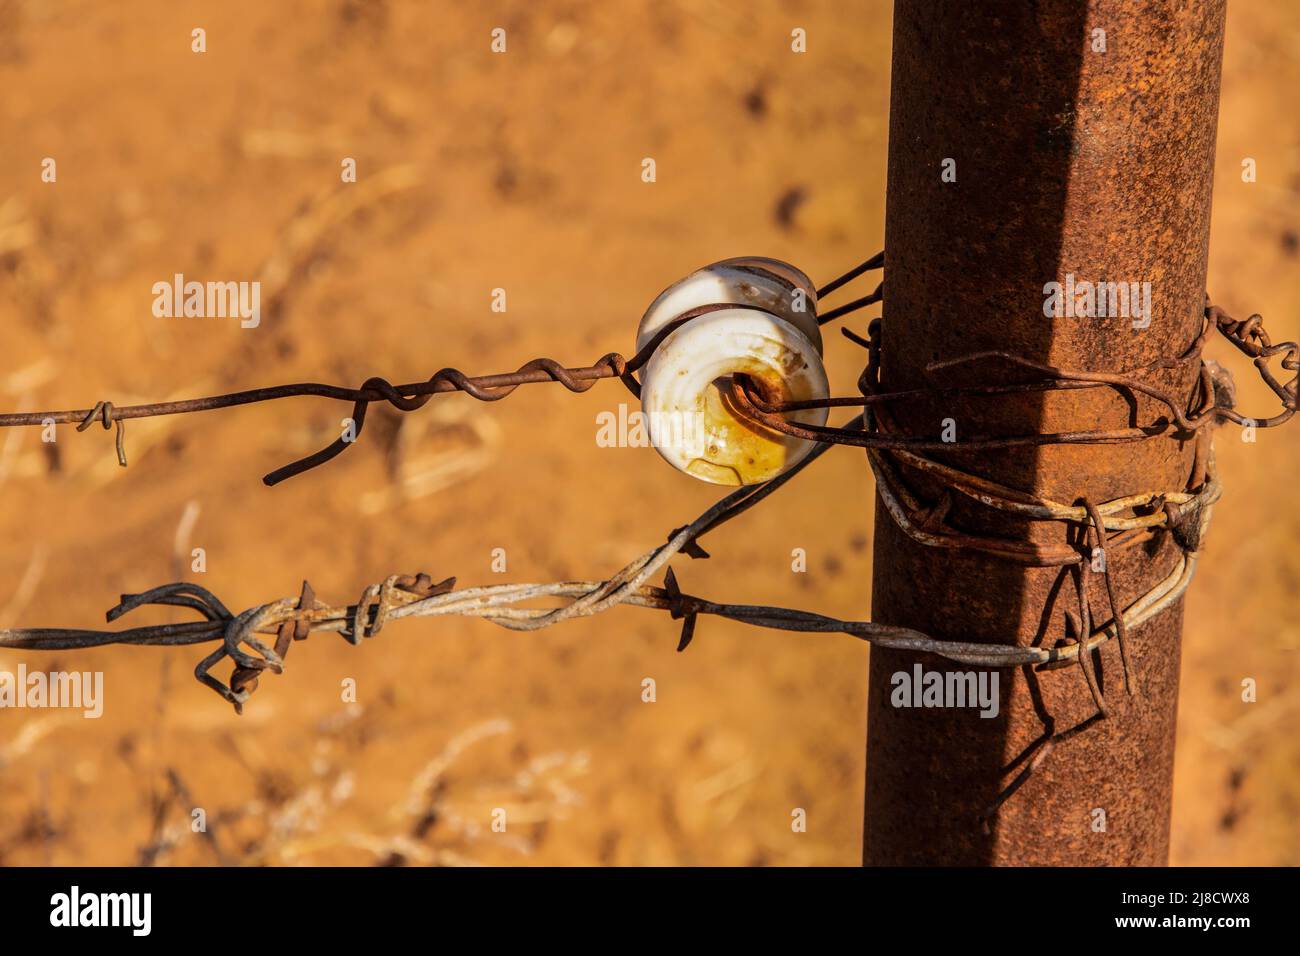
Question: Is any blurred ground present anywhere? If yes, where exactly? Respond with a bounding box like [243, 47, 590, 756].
[0, 0, 1294, 866]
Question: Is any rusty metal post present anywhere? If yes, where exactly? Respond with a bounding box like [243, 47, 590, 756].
[864, 0, 1226, 864]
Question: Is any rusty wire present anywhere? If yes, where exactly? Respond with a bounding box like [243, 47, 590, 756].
[0, 250, 1294, 821]
[0, 407, 1203, 714]
[0, 255, 887, 485]
[761, 288, 1290, 810]
[729, 295, 1297, 453]
[741, 286, 1292, 806]
[725, 273, 1287, 806]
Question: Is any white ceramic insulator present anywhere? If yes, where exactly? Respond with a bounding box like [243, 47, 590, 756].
[639, 302, 830, 486]
[635, 257, 821, 356]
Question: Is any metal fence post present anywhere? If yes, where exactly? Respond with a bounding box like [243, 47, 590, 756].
[864, 0, 1227, 865]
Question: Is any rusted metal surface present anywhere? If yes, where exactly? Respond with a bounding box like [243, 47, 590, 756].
[864, 0, 1228, 864]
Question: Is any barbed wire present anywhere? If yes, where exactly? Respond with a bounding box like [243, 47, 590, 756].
[755, 285, 1290, 811]
[730, 295, 1297, 452]
[1, 249, 1294, 819]
[0, 408, 1201, 714]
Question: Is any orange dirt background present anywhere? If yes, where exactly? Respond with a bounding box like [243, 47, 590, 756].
[0, 1, 1295, 866]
